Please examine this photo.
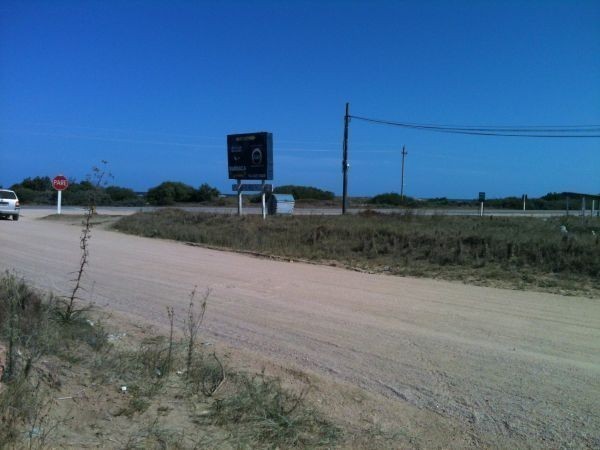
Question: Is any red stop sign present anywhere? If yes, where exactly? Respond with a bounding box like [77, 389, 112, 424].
[52, 175, 69, 191]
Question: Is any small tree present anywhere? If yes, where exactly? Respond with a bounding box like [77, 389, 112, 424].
[147, 181, 195, 205]
[195, 183, 220, 202]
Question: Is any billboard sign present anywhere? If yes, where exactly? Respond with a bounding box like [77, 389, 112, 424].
[227, 132, 273, 180]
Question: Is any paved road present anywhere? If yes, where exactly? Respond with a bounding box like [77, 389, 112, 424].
[1, 211, 599, 448]
[22, 204, 577, 217]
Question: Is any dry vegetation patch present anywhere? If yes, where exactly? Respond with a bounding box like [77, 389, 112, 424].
[0, 273, 344, 449]
[114, 210, 600, 297]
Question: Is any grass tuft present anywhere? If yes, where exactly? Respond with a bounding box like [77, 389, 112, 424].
[207, 372, 341, 448]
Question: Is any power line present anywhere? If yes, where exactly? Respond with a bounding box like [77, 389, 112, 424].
[349, 115, 600, 137]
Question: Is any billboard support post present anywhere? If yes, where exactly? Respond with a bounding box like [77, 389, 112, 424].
[237, 180, 242, 216]
[261, 180, 266, 220]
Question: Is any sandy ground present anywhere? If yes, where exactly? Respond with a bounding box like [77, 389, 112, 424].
[1, 210, 599, 448]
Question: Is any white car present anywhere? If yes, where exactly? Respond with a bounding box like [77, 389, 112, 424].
[0, 189, 20, 220]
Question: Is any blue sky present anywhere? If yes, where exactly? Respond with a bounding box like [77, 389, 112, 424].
[1, 0, 599, 198]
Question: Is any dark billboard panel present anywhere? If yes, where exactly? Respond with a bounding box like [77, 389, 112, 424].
[227, 132, 273, 180]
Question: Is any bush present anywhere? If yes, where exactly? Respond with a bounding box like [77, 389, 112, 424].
[369, 193, 418, 207]
[10, 177, 54, 204]
[19, 176, 52, 192]
[9, 186, 44, 204]
[147, 182, 220, 205]
[147, 182, 196, 205]
[194, 183, 220, 202]
[273, 185, 334, 201]
[105, 186, 138, 202]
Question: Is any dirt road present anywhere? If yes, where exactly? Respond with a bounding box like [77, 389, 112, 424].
[1, 210, 599, 448]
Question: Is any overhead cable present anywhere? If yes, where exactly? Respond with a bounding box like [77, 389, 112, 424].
[350, 115, 600, 138]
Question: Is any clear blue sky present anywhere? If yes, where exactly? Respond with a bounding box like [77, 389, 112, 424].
[1, 0, 599, 198]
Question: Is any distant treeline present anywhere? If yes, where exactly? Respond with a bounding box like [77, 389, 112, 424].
[5, 176, 599, 210]
[7, 177, 220, 206]
[369, 192, 600, 210]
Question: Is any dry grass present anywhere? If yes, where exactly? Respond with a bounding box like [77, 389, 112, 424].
[0, 273, 341, 449]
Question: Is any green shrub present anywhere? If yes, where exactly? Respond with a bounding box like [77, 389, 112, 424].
[274, 185, 334, 201]
[147, 181, 196, 205]
[369, 193, 418, 207]
[210, 373, 340, 448]
[106, 186, 138, 202]
[194, 183, 220, 202]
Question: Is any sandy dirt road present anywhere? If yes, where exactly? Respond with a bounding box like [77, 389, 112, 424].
[1, 210, 599, 448]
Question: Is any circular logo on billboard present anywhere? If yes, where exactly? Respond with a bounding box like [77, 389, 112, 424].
[251, 148, 263, 165]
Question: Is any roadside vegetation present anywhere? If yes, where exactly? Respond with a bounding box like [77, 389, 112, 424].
[10, 174, 598, 211]
[0, 273, 342, 449]
[369, 193, 419, 207]
[9, 175, 145, 207]
[146, 181, 220, 205]
[273, 185, 335, 201]
[368, 191, 599, 210]
[114, 210, 600, 297]
[3, 164, 346, 448]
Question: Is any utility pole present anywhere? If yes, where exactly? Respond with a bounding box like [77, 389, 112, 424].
[342, 102, 350, 214]
[400, 145, 407, 200]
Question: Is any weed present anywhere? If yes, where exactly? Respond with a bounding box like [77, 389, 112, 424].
[187, 351, 225, 397]
[207, 372, 340, 448]
[0, 273, 110, 447]
[183, 287, 208, 375]
[1, 274, 342, 448]
[59, 161, 111, 322]
[122, 417, 186, 450]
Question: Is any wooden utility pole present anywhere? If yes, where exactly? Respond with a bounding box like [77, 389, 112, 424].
[400, 145, 407, 200]
[342, 102, 350, 214]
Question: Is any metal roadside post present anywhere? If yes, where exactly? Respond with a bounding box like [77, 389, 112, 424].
[479, 192, 485, 217]
[261, 180, 266, 220]
[237, 179, 242, 216]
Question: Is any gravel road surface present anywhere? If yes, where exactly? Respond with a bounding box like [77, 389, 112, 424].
[1, 210, 599, 448]
[25, 204, 572, 217]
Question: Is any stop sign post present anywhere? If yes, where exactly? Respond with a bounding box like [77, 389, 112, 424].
[52, 175, 68, 214]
